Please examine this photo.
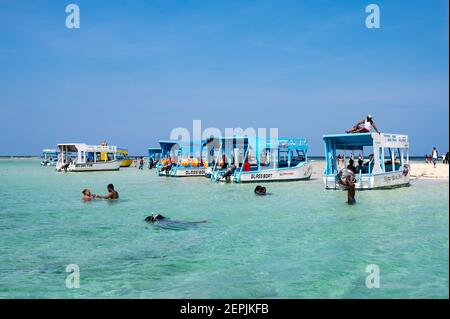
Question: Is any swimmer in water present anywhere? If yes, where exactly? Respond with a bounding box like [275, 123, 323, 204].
[254, 185, 267, 196]
[93, 184, 119, 200]
[145, 214, 207, 229]
[81, 189, 93, 201]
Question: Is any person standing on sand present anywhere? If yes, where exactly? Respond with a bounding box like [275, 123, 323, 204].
[138, 157, 144, 170]
[432, 147, 438, 168]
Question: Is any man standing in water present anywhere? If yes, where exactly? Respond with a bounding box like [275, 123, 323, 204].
[94, 184, 119, 199]
[338, 169, 356, 205]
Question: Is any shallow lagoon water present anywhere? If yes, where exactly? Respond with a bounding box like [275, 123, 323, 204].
[0, 160, 448, 298]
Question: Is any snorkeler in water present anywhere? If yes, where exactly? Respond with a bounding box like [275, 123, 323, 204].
[145, 214, 207, 228]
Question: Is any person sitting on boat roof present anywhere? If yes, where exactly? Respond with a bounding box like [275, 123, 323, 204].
[94, 184, 119, 200]
[346, 115, 380, 134]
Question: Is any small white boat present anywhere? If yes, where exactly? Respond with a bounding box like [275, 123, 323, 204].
[323, 132, 410, 189]
[157, 140, 210, 177]
[41, 149, 58, 166]
[56, 143, 120, 172]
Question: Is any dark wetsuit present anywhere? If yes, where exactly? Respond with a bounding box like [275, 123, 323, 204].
[145, 214, 207, 230]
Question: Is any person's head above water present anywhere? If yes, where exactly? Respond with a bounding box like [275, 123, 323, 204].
[254, 185, 267, 195]
[107, 184, 114, 191]
[82, 189, 91, 196]
[145, 214, 166, 223]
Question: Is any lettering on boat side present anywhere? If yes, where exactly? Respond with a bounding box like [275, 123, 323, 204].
[384, 173, 403, 183]
[280, 172, 294, 176]
[65, 264, 80, 289]
[365, 4, 381, 29]
[180, 303, 269, 316]
[365, 264, 380, 288]
[185, 170, 206, 175]
[65, 4, 80, 29]
[250, 173, 273, 179]
[75, 163, 93, 168]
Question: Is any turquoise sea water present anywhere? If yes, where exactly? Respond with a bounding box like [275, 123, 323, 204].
[0, 160, 448, 298]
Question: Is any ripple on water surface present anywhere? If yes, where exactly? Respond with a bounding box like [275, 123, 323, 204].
[0, 160, 448, 298]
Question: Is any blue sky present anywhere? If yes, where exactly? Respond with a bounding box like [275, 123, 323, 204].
[0, 0, 448, 155]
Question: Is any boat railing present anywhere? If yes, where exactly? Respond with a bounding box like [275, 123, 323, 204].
[234, 145, 250, 183]
[210, 143, 223, 182]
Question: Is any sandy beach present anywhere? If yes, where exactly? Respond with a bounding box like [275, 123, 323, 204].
[409, 162, 450, 179]
[310, 160, 449, 180]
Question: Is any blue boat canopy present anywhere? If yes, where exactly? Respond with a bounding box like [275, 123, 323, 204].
[323, 133, 373, 150]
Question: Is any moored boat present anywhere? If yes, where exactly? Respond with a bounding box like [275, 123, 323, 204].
[210, 137, 313, 183]
[323, 132, 410, 189]
[41, 149, 58, 166]
[117, 148, 133, 167]
[158, 140, 209, 177]
[56, 143, 120, 172]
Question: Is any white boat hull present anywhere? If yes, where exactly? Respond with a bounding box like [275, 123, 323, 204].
[158, 167, 208, 177]
[41, 161, 56, 166]
[324, 171, 411, 190]
[57, 161, 121, 172]
[234, 162, 313, 183]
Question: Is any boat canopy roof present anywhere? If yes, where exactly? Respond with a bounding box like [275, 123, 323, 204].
[323, 133, 409, 150]
[265, 138, 308, 150]
[117, 148, 128, 154]
[158, 140, 179, 147]
[42, 149, 57, 154]
[148, 147, 162, 155]
[58, 143, 117, 153]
